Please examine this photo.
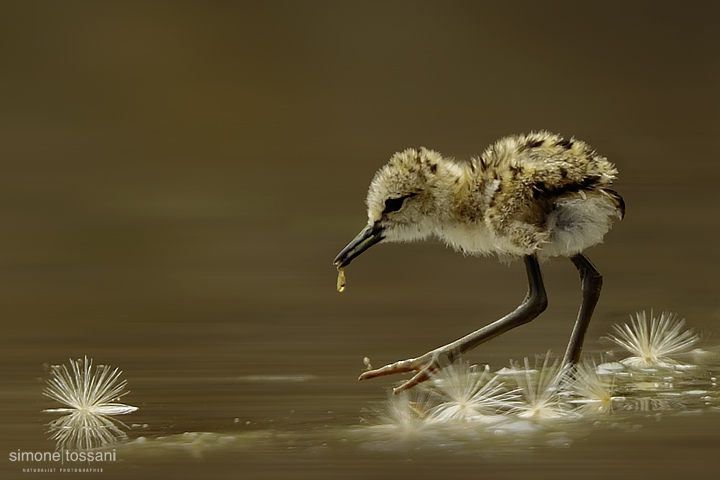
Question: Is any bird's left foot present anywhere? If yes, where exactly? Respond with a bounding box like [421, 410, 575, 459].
[358, 349, 451, 394]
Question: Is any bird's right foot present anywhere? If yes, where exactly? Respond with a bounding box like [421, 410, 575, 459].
[358, 348, 451, 394]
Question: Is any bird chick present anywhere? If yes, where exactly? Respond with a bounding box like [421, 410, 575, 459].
[334, 131, 624, 393]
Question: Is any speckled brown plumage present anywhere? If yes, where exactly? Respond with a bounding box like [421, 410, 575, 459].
[363, 131, 622, 261]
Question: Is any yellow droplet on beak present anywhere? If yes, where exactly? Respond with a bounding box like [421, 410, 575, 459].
[336, 267, 346, 293]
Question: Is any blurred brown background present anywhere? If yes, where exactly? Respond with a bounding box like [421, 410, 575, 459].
[0, 1, 719, 479]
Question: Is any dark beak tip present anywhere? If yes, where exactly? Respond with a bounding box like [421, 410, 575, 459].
[332, 253, 344, 267]
[332, 257, 349, 268]
[333, 223, 382, 270]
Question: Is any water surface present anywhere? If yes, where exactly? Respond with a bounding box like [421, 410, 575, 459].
[1, 2, 719, 479]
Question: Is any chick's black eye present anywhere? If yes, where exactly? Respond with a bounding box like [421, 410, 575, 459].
[383, 193, 416, 214]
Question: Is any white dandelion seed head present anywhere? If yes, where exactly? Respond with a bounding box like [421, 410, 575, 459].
[43, 356, 137, 449]
[606, 311, 699, 368]
[366, 385, 438, 441]
[43, 356, 137, 415]
[424, 363, 521, 424]
[507, 353, 568, 420]
[566, 359, 617, 414]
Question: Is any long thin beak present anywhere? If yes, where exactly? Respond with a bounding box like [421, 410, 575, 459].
[333, 223, 384, 268]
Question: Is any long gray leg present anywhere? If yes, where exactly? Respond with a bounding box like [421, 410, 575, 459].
[561, 253, 603, 367]
[359, 254, 548, 393]
[443, 253, 548, 361]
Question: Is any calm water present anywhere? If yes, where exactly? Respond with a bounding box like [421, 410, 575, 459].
[1, 2, 719, 479]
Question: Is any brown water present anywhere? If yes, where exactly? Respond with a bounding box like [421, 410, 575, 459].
[1, 2, 719, 479]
